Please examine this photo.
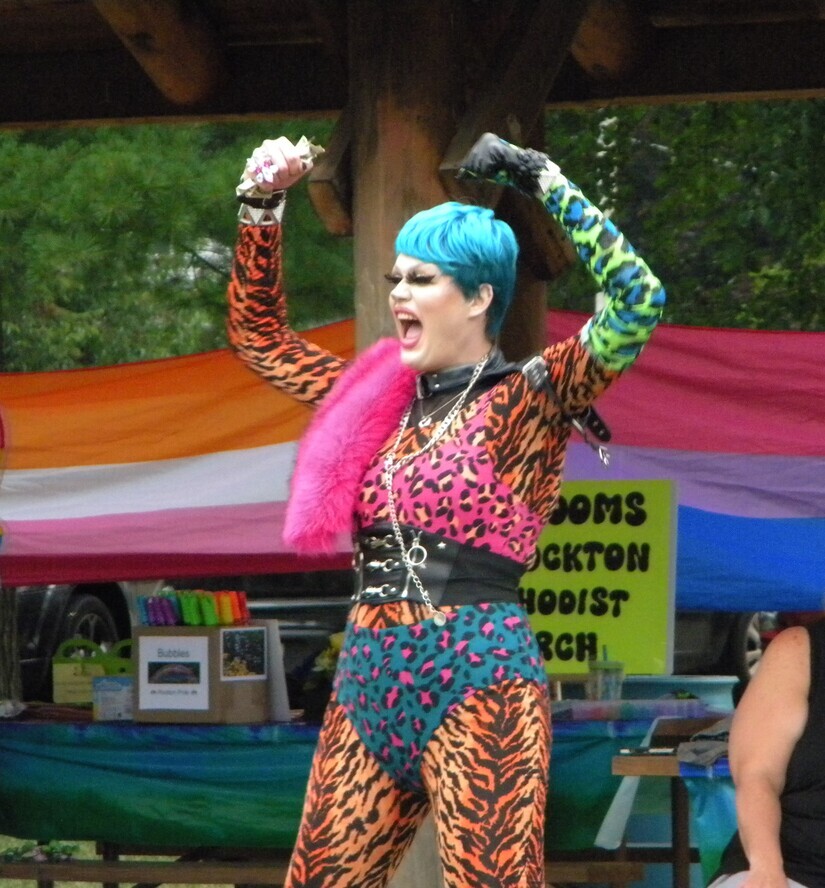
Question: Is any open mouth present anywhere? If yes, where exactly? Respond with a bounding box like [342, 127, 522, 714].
[395, 312, 422, 347]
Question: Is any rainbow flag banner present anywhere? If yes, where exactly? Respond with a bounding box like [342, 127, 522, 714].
[551, 312, 825, 613]
[0, 321, 354, 585]
[1, 311, 824, 613]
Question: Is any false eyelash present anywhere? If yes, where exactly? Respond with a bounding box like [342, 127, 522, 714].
[385, 273, 436, 286]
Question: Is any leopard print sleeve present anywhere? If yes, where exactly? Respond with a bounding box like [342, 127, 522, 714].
[226, 222, 344, 405]
[537, 171, 666, 414]
[542, 172, 666, 368]
[485, 171, 665, 507]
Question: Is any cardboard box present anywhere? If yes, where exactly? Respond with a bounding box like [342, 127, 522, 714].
[133, 624, 269, 724]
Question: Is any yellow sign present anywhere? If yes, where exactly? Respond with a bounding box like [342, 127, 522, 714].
[520, 479, 676, 676]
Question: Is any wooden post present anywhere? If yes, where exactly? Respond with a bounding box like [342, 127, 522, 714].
[344, 9, 468, 883]
[389, 816, 444, 888]
[436, 1, 589, 359]
[499, 261, 549, 362]
[346, 0, 463, 351]
[339, 5, 589, 885]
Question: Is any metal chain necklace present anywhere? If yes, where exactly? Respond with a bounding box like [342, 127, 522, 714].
[416, 389, 465, 427]
[383, 351, 491, 626]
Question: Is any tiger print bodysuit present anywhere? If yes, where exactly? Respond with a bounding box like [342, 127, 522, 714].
[227, 163, 665, 888]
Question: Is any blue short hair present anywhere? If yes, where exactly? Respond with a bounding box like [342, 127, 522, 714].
[394, 202, 518, 336]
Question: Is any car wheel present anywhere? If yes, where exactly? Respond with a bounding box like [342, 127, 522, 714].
[59, 594, 120, 651]
[728, 612, 772, 682]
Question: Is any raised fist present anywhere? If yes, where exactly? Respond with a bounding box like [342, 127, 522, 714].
[237, 136, 324, 197]
[457, 132, 558, 196]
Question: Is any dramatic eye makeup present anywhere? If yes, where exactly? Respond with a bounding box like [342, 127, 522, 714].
[384, 271, 438, 286]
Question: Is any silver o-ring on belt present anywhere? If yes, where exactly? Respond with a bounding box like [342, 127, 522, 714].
[352, 524, 524, 608]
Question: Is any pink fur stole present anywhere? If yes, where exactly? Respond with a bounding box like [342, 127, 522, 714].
[283, 337, 417, 553]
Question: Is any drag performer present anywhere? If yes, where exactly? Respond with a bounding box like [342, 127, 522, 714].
[227, 133, 665, 888]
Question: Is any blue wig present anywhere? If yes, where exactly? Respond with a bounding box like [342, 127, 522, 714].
[394, 202, 518, 336]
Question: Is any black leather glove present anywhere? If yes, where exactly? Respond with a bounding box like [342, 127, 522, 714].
[457, 132, 555, 196]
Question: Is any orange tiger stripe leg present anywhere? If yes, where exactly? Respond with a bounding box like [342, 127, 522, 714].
[420, 679, 552, 888]
[285, 699, 429, 888]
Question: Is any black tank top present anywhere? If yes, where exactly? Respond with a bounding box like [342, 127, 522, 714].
[715, 620, 825, 888]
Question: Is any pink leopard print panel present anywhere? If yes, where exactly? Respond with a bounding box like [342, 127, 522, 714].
[357, 382, 557, 564]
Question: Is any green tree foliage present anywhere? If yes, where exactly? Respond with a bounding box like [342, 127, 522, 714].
[0, 101, 822, 372]
[543, 100, 825, 331]
[0, 119, 352, 371]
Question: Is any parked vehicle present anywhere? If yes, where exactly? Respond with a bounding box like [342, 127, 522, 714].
[14, 583, 132, 702]
[9, 573, 786, 704]
[673, 610, 777, 681]
[208, 574, 781, 685]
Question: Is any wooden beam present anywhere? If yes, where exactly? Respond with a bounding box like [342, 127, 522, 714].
[492, 118, 576, 361]
[571, 0, 654, 81]
[0, 859, 290, 885]
[307, 107, 353, 236]
[0, 853, 645, 887]
[440, 0, 590, 191]
[0, 591, 21, 701]
[547, 20, 825, 106]
[649, 0, 825, 27]
[498, 187, 576, 282]
[91, 0, 226, 106]
[0, 45, 346, 128]
[435, 3, 584, 331]
[499, 251, 555, 362]
[305, 0, 349, 71]
[0, 0, 117, 54]
[434, 5, 587, 358]
[0, 19, 822, 128]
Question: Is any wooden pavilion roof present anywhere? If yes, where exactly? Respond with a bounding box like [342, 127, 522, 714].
[2, 0, 822, 357]
[0, 0, 822, 128]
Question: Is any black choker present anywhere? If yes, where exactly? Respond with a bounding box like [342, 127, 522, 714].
[415, 349, 518, 398]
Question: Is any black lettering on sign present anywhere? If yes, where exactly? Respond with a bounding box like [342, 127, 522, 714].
[534, 631, 600, 663]
[549, 491, 649, 527]
[518, 587, 631, 618]
[539, 541, 651, 573]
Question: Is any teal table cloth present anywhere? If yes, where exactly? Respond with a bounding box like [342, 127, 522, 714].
[0, 718, 654, 851]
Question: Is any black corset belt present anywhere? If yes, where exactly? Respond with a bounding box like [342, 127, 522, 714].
[352, 523, 524, 607]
